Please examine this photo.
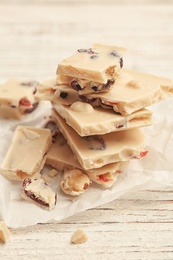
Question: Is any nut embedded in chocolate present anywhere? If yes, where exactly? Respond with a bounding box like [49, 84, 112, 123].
[61, 169, 91, 196]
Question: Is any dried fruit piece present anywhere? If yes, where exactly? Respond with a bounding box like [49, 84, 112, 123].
[71, 229, 88, 244]
[25, 102, 39, 114]
[60, 92, 68, 99]
[133, 150, 148, 159]
[79, 95, 97, 104]
[61, 169, 91, 196]
[71, 80, 82, 91]
[21, 81, 38, 87]
[77, 48, 97, 55]
[120, 57, 123, 68]
[22, 178, 57, 210]
[19, 98, 31, 107]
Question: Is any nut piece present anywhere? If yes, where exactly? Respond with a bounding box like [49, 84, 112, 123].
[22, 178, 57, 210]
[61, 169, 91, 196]
[0, 221, 10, 243]
[128, 79, 145, 88]
[71, 229, 88, 244]
[70, 101, 94, 113]
[48, 169, 59, 178]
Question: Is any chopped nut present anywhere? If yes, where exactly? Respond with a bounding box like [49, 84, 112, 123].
[128, 79, 145, 88]
[61, 169, 91, 196]
[70, 101, 94, 113]
[48, 169, 59, 178]
[0, 221, 10, 243]
[71, 229, 88, 244]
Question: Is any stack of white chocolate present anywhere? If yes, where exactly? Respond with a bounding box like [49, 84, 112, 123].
[37, 43, 173, 194]
[1, 43, 173, 210]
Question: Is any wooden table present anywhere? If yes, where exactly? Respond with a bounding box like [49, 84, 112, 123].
[0, 1, 173, 259]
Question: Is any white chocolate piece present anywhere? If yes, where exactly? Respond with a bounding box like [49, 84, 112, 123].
[57, 43, 126, 83]
[0, 221, 10, 243]
[21, 178, 57, 210]
[1, 126, 52, 181]
[89, 69, 173, 115]
[35, 78, 57, 102]
[46, 133, 79, 171]
[85, 161, 128, 188]
[71, 229, 88, 244]
[0, 80, 39, 119]
[52, 109, 147, 170]
[36, 69, 173, 116]
[61, 169, 91, 196]
[53, 102, 152, 136]
[46, 134, 128, 187]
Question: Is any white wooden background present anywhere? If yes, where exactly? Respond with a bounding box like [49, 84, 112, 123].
[1, 1, 173, 259]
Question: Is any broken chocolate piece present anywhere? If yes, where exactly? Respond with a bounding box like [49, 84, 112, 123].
[22, 178, 57, 210]
[57, 43, 126, 83]
[61, 169, 91, 196]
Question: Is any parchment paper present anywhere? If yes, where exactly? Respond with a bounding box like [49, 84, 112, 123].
[0, 98, 173, 228]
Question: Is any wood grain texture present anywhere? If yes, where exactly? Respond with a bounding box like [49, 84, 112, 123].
[0, 1, 173, 259]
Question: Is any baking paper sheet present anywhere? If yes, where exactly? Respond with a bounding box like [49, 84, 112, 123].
[0, 98, 173, 228]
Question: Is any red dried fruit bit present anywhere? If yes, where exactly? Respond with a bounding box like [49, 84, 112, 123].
[19, 98, 31, 107]
[140, 150, 148, 158]
[83, 183, 89, 190]
[23, 178, 32, 188]
[133, 150, 148, 159]
[25, 102, 38, 114]
[97, 174, 109, 182]
[116, 124, 124, 129]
